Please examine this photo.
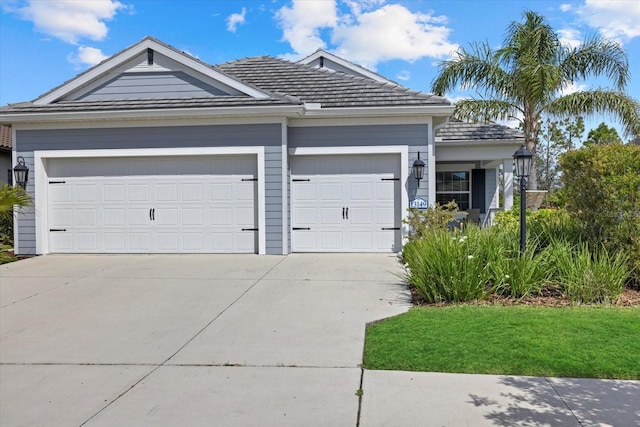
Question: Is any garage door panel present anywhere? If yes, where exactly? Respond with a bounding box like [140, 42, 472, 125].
[350, 231, 372, 250]
[349, 182, 372, 200]
[127, 184, 151, 202]
[320, 207, 342, 225]
[377, 207, 395, 225]
[47, 157, 257, 254]
[103, 185, 124, 202]
[50, 209, 73, 227]
[377, 181, 395, 200]
[349, 207, 372, 225]
[76, 185, 96, 202]
[76, 233, 98, 251]
[320, 183, 342, 200]
[76, 209, 97, 226]
[50, 186, 73, 202]
[319, 231, 343, 250]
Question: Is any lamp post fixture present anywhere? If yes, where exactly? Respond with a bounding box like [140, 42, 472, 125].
[412, 152, 425, 187]
[513, 145, 533, 254]
[13, 156, 29, 190]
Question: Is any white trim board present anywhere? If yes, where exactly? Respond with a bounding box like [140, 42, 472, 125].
[34, 146, 266, 255]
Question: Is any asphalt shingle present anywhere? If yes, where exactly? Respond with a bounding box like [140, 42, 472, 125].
[437, 121, 524, 142]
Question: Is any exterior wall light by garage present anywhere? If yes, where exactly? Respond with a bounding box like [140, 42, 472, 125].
[13, 156, 29, 190]
[412, 152, 425, 187]
[513, 145, 533, 254]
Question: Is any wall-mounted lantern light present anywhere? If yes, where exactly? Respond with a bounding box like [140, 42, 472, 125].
[412, 152, 425, 187]
[13, 156, 29, 190]
[513, 145, 533, 254]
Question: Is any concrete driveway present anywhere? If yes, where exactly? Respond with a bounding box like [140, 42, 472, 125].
[0, 253, 411, 426]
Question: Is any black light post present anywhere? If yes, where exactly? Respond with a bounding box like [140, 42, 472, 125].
[13, 156, 29, 190]
[513, 146, 532, 254]
[412, 152, 425, 187]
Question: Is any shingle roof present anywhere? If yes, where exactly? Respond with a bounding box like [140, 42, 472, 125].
[0, 125, 11, 150]
[217, 56, 449, 108]
[437, 121, 524, 142]
[1, 96, 302, 113]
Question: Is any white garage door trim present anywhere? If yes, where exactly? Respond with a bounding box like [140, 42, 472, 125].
[288, 145, 409, 251]
[34, 147, 266, 254]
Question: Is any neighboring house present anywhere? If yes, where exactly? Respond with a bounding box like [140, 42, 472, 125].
[0, 37, 522, 256]
[0, 125, 12, 185]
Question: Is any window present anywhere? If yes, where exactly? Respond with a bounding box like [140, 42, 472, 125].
[436, 171, 470, 210]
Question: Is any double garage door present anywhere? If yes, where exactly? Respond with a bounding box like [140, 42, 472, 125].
[47, 155, 257, 253]
[291, 154, 401, 252]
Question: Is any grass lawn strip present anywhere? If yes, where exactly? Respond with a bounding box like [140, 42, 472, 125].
[364, 306, 640, 380]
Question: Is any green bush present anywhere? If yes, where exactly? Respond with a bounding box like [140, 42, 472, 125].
[489, 236, 550, 298]
[560, 144, 640, 285]
[547, 242, 629, 304]
[401, 227, 496, 303]
[403, 201, 458, 242]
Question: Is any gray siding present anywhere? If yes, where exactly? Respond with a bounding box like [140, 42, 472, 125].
[17, 124, 280, 151]
[264, 146, 283, 254]
[73, 72, 230, 101]
[288, 124, 427, 148]
[14, 151, 36, 254]
[15, 124, 282, 255]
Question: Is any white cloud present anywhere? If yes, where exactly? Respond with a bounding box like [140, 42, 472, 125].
[276, 0, 338, 60]
[396, 70, 410, 81]
[3, 0, 128, 44]
[559, 82, 587, 96]
[275, 1, 458, 68]
[332, 4, 458, 69]
[67, 46, 108, 68]
[560, 4, 573, 12]
[227, 7, 247, 33]
[576, 0, 640, 43]
[557, 28, 582, 48]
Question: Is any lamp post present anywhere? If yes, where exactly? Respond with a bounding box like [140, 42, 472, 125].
[513, 146, 532, 254]
[412, 152, 425, 187]
[13, 156, 29, 190]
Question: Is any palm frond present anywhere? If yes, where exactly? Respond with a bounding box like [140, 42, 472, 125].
[452, 99, 521, 123]
[0, 185, 32, 222]
[546, 90, 640, 137]
[561, 35, 629, 90]
[431, 43, 512, 98]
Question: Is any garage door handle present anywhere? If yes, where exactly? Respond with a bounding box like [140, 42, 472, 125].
[152, 208, 155, 221]
[342, 207, 345, 219]
[346, 207, 348, 219]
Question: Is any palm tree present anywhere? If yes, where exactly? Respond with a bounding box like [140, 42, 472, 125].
[431, 10, 640, 189]
[0, 185, 31, 244]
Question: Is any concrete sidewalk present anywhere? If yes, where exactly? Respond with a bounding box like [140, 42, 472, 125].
[1, 254, 638, 426]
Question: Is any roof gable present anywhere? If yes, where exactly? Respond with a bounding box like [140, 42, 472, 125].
[298, 49, 398, 86]
[35, 37, 270, 105]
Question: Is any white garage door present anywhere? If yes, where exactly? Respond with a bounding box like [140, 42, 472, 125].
[291, 154, 400, 252]
[46, 155, 257, 253]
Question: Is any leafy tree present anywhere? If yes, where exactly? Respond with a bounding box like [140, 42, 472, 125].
[560, 144, 640, 285]
[585, 122, 622, 146]
[431, 10, 640, 190]
[536, 116, 584, 190]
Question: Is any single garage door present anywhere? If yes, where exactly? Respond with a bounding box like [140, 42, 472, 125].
[291, 154, 400, 252]
[47, 155, 257, 253]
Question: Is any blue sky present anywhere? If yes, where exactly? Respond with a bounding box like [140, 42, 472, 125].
[1, 0, 639, 140]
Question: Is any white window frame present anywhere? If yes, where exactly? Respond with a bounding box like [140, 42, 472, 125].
[435, 164, 473, 211]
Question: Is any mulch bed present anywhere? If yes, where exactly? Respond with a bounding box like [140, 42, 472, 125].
[410, 286, 640, 308]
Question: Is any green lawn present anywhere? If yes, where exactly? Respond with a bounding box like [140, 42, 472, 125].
[364, 306, 640, 379]
[0, 244, 16, 265]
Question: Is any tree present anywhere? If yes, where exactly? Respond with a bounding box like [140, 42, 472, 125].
[431, 10, 640, 190]
[536, 116, 584, 190]
[584, 122, 622, 146]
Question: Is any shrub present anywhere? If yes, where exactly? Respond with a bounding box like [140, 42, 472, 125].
[403, 201, 458, 242]
[547, 242, 630, 304]
[401, 227, 494, 303]
[489, 236, 550, 298]
[560, 144, 640, 285]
